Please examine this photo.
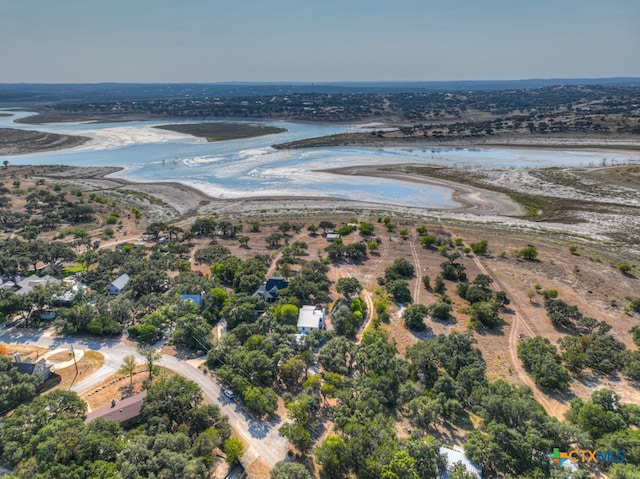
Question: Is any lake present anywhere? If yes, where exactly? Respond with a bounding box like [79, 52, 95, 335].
[2, 111, 639, 208]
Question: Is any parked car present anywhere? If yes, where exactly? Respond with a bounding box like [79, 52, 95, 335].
[223, 389, 235, 400]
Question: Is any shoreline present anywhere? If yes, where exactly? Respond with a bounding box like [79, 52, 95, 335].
[14, 163, 640, 250]
[31, 163, 523, 220]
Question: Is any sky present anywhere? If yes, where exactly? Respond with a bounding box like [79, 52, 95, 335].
[1, 0, 639, 83]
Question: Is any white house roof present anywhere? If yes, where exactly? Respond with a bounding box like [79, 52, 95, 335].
[438, 446, 482, 479]
[297, 305, 325, 329]
[110, 273, 131, 291]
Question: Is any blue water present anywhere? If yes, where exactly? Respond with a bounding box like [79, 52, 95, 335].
[2, 111, 639, 208]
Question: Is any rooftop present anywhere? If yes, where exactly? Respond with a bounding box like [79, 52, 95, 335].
[85, 391, 147, 425]
[297, 305, 325, 329]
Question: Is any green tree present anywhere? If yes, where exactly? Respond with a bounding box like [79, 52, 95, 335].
[403, 304, 429, 331]
[138, 346, 161, 382]
[140, 376, 203, 432]
[470, 239, 488, 255]
[386, 279, 412, 303]
[336, 277, 363, 299]
[270, 461, 313, 479]
[517, 336, 570, 390]
[468, 301, 501, 329]
[316, 435, 349, 477]
[224, 437, 244, 466]
[428, 301, 452, 321]
[119, 355, 137, 393]
[515, 245, 538, 261]
[243, 386, 277, 416]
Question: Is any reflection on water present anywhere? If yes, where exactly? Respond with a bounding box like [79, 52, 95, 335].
[2, 111, 640, 208]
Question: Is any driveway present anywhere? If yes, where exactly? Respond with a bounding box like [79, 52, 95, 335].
[0, 327, 288, 467]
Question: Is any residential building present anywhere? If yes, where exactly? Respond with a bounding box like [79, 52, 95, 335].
[106, 273, 131, 295]
[297, 305, 326, 334]
[253, 277, 289, 302]
[438, 445, 482, 479]
[15, 274, 60, 295]
[84, 391, 147, 427]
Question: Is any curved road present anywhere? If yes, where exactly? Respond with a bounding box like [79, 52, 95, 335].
[0, 327, 288, 467]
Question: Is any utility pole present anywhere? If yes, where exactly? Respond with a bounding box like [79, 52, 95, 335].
[70, 344, 78, 375]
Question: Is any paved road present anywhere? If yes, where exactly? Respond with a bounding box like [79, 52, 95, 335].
[0, 327, 288, 467]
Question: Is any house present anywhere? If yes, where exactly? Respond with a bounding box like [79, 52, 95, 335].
[15, 274, 61, 295]
[438, 445, 482, 479]
[326, 233, 340, 242]
[297, 305, 326, 334]
[15, 358, 52, 382]
[85, 391, 147, 427]
[10, 357, 60, 395]
[253, 277, 289, 302]
[106, 274, 131, 295]
[52, 281, 87, 304]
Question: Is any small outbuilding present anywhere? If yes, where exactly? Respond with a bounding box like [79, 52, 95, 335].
[106, 273, 131, 295]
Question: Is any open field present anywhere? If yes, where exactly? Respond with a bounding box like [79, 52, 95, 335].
[154, 122, 287, 142]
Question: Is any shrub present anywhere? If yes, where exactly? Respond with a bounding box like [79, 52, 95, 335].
[617, 263, 633, 274]
[428, 301, 452, 321]
[515, 245, 538, 261]
[470, 239, 488, 255]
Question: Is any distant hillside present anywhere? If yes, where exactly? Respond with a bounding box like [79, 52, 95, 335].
[1, 78, 640, 104]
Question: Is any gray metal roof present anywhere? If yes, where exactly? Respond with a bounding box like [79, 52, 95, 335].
[109, 273, 131, 291]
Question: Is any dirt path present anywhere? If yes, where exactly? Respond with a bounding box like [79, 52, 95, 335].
[468, 252, 565, 418]
[409, 236, 422, 304]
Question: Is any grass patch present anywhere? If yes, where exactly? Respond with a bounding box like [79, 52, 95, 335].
[63, 264, 84, 274]
[155, 123, 287, 142]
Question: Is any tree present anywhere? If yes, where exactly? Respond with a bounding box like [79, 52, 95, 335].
[280, 357, 306, 387]
[138, 346, 161, 381]
[358, 222, 375, 235]
[386, 279, 412, 303]
[119, 355, 137, 393]
[403, 304, 429, 331]
[270, 461, 313, 479]
[279, 421, 312, 453]
[243, 386, 277, 416]
[316, 435, 349, 476]
[517, 336, 570, 390]
[140, 376, 203, 431]
[470, 240, 488, 255]
[336, 277, 362, 299]
[468, 301, 501, 329]
[380, 450, 420, 479]
[387, 258, 415, 278]
[428, 301, 452, 321]
[224, 437, 244, 466]
[318, 220, 335, 234]
[515, 245, 538, 261]
[238, 235, 250, 247]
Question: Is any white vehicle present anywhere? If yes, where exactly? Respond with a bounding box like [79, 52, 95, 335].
[223, 389, 235, 400]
